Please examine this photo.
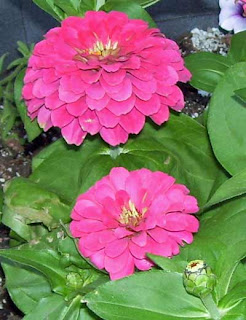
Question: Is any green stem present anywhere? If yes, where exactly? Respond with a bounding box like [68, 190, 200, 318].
[96, 0, 106, 10]
[201, 294, 221, 320]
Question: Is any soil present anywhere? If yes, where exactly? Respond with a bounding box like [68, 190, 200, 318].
[0, 27, 231, 319]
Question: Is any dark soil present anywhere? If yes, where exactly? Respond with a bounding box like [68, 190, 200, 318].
[0, 29, 229, 319]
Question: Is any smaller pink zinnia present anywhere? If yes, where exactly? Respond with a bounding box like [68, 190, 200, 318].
[70, 168, 199, 280]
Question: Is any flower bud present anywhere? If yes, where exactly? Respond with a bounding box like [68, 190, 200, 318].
[183, 260, 216, 298]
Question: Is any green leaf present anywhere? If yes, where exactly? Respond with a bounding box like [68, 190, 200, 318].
[0, 247, 68, 295]
[30, 114, 227, 208]
[0, 99, 18, 139]
[17, 41, 32, 57]
[208, 62, 246, 175]
[228, 31, 246, 64]
[102, 0, 157, 27]
[219, 281, 246, 312]
[136, 0, 160, 8]
[148, 254, 187, 273]
[14, 69, 42, 141]
[30, 148, 86, 203]
[2, 178, 71, 241]
[204, 168, 246, 209]
[54, 0, 82, 16]
[234, 87, 246, 103]
[214, 241, 246, 301]
[0, 53, 8, 73]
[32, 0, 65, 21]
[185, 52, 231, 93]
[86, 270, 209, 320]
[2, 262, 51, 314]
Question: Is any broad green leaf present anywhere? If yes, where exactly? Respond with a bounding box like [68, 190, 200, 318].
[86, 270, 209, 320]
[2, 262, 51, 314]
[204, 168, 246, 209]
[30, 114, 227, 208]
[32, 0, 65, 21]
[2, 178, 70, 241]
[0, 99, 18, 139]
[32, 139, 67, 171]
[148, 254, 187, 273]
[102, 0, 157, 27]
[30, 148, 87, 203]
[54, 0, 82, 16]
[185, 52, 231, 93]
[219, 281, 246, 311]
[0, 247, 68, 295]
[234, 87, 246, 103]
[214, 241, 246, 301]
[208, 62, 246, 175]
[14, 69, 42, 141]
[227, 31, 246, 64]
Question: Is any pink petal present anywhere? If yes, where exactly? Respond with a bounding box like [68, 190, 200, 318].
[83, 233, 106, 251]
[86, 82, 105, 100]
[149, 238, 172, 257]
[66, 97, 88, 117]
[160, 213, 199, 232]
[150, 104, 170, 125]
[130, 75, 157, 93]
[43, 69, 58, 84]
[109, 167, 129, 190]
[59, 87, 81, 103]
[37, 107, 52, 131]
[102, 69, 126, 86]
[114, 227, 134, 239]
[51, 105, 74, 127]
[120, 107, 145, 134]
[110, 254, 135, 280]
[81, 69, 101, 84]
[100, 125, 128, 146]
[74, 219, 106, 233]
[45, 91, 65, 110]
[184, 196, 199, 214]
[135, 94, 161, 116]
[131, 231, 147, 247]
[148, 227, 168, 244]
[134, 257, 153, 271]
[104, 248, 130, 274]
[90, 249, 105, 269]
[133, 87, 152, 101]
[22, 83, 34, 100]
[107, 95, 136, 116]
[79, 109, 101, 135]
[168, 230, 194, 245]
[107, 78, 132, 101]
[27, 98, 44, 114]
[129, 240, 149, 259]
[96, 108, 119, 128]
[61, 118, 87, 145]
[86, 94, 110, 111]
[105, 238, 128, 258]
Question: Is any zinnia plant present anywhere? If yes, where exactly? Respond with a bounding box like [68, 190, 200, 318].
[22, 10, 190, 146]
[70, 168, 199, 280]
[1, 0, 246, 319]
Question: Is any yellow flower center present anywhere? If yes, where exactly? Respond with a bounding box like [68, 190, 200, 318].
[88, 39, 119, 57]
[119, 200, 147, 228]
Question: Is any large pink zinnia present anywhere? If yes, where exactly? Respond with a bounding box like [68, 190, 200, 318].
[70, 168, 199, 280]
[22, 11, 191, 146]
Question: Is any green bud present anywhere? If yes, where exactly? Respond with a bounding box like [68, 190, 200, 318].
[183, 260, 216, 298]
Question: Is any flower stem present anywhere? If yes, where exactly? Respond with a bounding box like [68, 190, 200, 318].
[201, 294, 221, 320]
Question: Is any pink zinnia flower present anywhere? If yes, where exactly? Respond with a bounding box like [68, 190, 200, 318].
[70, 168, 199, 280]
[219, 0, 246, 33]
[22, 11, 191, 146]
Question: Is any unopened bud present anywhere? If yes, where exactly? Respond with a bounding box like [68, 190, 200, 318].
[183, 260, 216, 298]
